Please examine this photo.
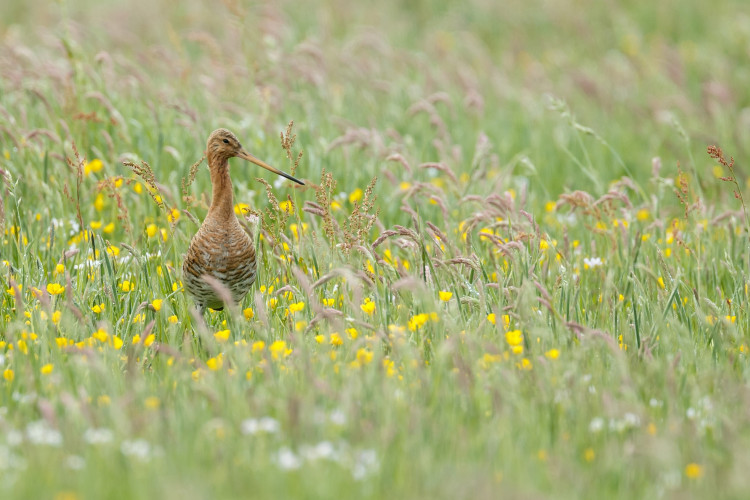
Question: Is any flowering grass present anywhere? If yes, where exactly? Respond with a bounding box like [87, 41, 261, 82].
[1, 0, 750, 498]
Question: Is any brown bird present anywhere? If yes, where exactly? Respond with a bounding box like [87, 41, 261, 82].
[183, 128, 304, 314]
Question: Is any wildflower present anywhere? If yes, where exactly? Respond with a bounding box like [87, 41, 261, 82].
[52, 311, 62, 324]
[112, 336, 123, 350]
[94, 193, 105, 211]
[487, 313, 496, 325]
[92, 329, 108, 343]
[103, 222, 115, 234]
[167, 208, 180, 223]
[55, 263, 65, 275]
[539, 239, 549, 250]
[330, 333, 343, 346]
[438, 290, 453, 302]
[583, 257, 603, 269]
[92, 303, 105, 314]
[356, 348, 374, 366]
[322, 298, 336, 307]
[167, 315, 178, 324]
[657, 277, 665, 289]
[330, 200, 342, 211]
[84, 159, 104, 176]
[505, 330, 523, 347]
[214, 330, 230, 343]
[584, 448, 595, 462]
[144, 397, 160, 409]
[46, 283, 65, 295]
[519, 358, 532, 370]
[349, 188, 363, 203]
[206, 356, 223, 371]
[315, 335, 325, 344]
[288, 302, 305, 314]
[243, 307, 254, 320]
[269, 340, 291, 360]
[408, 313, 430, 331]
[151, 299, 163, 312]
[241, 417, 280, 435]
[545, 348, 560, 360]
[685, 463, 702, 479]
[294, 321, 306, 332]
[146, 224, 158, 238]
[279, 200, 293, 214]
[545, 201, 556, 212]
[40, 363, 54, 375]
[120, 280, 134, 292]
[252, 341, 265, 353]
[143, 334, 155, 347]
[234, 203, 250, 215]
[360, 298, 376, 316]
[3, 368, 14, 382]
[346, 328, 359, 339]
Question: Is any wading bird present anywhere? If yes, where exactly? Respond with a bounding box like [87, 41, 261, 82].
[183, 128, 304, 314]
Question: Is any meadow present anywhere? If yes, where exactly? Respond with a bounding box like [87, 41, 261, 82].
[1, 0, 750, 498]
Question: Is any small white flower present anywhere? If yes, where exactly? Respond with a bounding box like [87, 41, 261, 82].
[83, 428, 114, 445]
[276, 447, 302, 470]
[589, 417, 604, 433]
[583, 257, 603, 268]
[328, 410, 347, 426]
[121, 439, 152, 461]
[241, 417, 280, 435]
[65, 455, 85, 470]
[352, 449, 378, 480]
[26, 421, 62, 446]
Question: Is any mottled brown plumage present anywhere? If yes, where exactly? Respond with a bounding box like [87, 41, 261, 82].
[183, 129, 304, 313]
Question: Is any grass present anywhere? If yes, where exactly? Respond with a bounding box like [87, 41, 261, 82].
[1, 0, 750, 498]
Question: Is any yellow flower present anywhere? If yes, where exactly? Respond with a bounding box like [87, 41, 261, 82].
[92, 329, 109, 343]
[294, 320, 307, 332]
[288, 302, 305, 314]
[167, 208, 181, 223]
[112, 336, 123, 350]
[143, 334, 155, 347]
[40, 364, 54, 375]
[55, 263, 65, 275]
[151, 299, 163, 312]
[52, 311, 62, 324]
[252, 341, 265, 353]
[16, 340, 28, 354]
[346, 328, 359, 339]
[349, 188, 363, 203]
[84, 159, 104, 176]
[322, 298, 336, 307]
[315, 335, 325, 344]
[438, 290, 453, 302]
[545, 201, 557, 212]
[206, 356, 223, 371]
[519, 358, 533, 370]
[146, 224, 158, 238]
[234, 203, 250, 215]
[360, 298, 376, 316]
[269, 340, 291, 360]
[330, 333, 343, 346]
[3, 368, 14, 382]
[584, 448, 595, 462]
[168, 315, 178, 324]
[684, 463, 702, 479]
[92, 303, 105, 314]
[214, 329, 231, 342]
[399, 181, 411, 191]
[103, 222, 115, 234]
[46, 283, 65, 295]
[144, 396, 160, 409]
[505, 330, 523, 346]
[657, 276, 665, 289]
[545, 348, 560, 360]
[94, 193, 105, 211]
[408, 313, 430, 331]
[356, 348, 374, 366]
[330, 200, 342, 211]
[120, 280, 133, 292]
[539, 239, 549, 250]
[279, 200, 293, 214]
[487, 313, 496, 325]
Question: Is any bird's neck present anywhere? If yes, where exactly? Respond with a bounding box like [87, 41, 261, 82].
[207, 158, 235, 221]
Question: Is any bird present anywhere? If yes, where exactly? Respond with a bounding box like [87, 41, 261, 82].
[183, 128, 304, 314]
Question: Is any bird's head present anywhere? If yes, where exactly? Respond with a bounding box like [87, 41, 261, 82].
[206, 128, 304, 185]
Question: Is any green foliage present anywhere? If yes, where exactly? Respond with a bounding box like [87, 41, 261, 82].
[1, 0, 749, 498]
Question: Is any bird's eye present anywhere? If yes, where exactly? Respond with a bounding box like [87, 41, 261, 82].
[223, 139, 229, 144]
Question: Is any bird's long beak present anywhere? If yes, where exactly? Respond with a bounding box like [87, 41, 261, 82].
[238, 149, 304, 185]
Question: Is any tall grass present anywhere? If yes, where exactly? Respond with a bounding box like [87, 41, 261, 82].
[1, 0, 750, 498]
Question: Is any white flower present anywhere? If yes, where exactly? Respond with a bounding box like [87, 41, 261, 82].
[299, 441, 337, 461]
[328, 410, 347, 426]
[241, 417, 280, 435]
[26, 421, 62, 446]
[583, 257, 603, 268]
[589, 417, 604, 433]
[121, 439, 152, 461]
[352, 449, 378, 480]
[65, 455, 85, 470]
[275, 447, 302, 470]
[83, 428, 114, 445]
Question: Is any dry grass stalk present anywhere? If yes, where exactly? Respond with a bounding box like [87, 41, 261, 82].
[123, 160, 165, 209]
[181, 155, 205, 208]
